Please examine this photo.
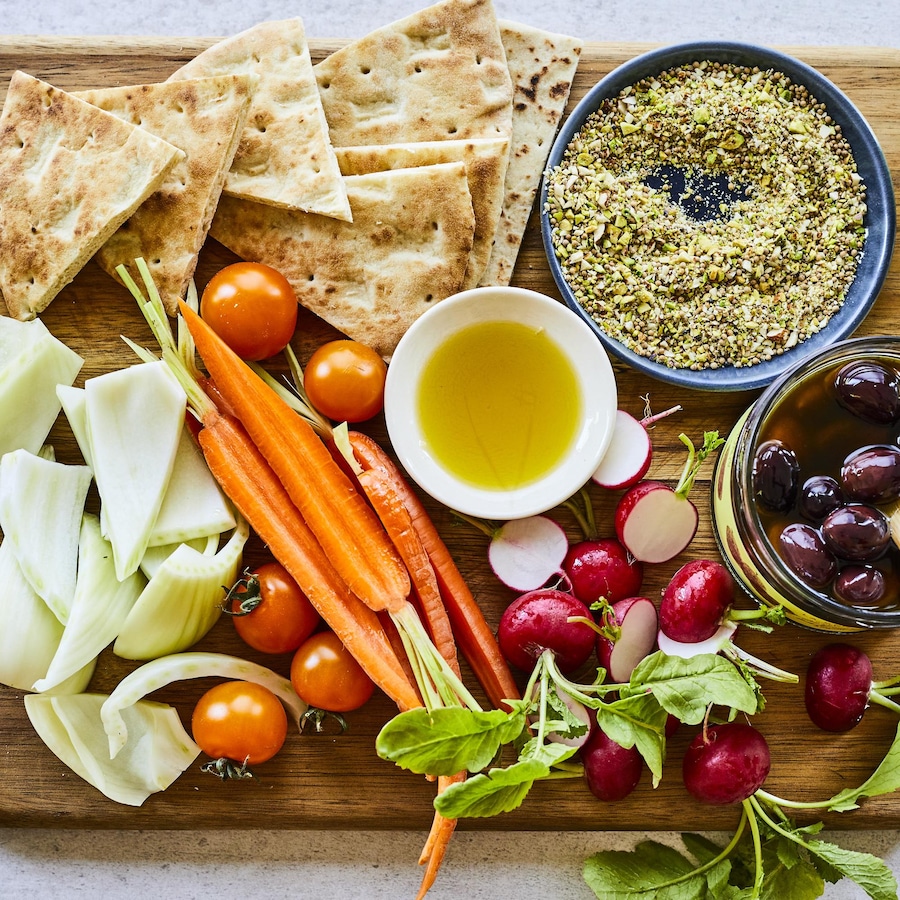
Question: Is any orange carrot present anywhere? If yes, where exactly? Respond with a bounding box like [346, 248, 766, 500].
[348, 432, 520, 709]
[179, 300, 410, 614]
[357, 461, 461, 679]
[196, 408, 420, 712]
[417, 773, 465, 900]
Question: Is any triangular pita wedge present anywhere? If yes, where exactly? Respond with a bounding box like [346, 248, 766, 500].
[167, 18, 351, 222]
[314, 0, 513, 147]
[210, 162, 476, 359]
[335, 137, 508, 290]
[74, 74, 254, 315]
[0, 72, 183, 320]
[478, 21, 582, 286]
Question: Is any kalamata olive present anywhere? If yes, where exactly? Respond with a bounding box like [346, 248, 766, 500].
[834, 360, 900, 425]
[822, 503, 891, 562]
[798, 475, 843, 521]
[834, 565, 887, 606]
[841, 445, 900, 503]
[778, 523, 837, 587]
[752, 439, 800, 512]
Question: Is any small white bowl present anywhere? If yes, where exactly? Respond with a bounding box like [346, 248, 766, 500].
[384, 286, 618, 520]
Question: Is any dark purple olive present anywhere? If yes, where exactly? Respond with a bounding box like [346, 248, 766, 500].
[834, 360, 900, 425]
[798, 475, 843, 521]
[841, 445, 900, 503]
[822, 503, 891, 562]
[834, 565, 887, 606]
[752, 439, 800, 512]
[778, 522, 837, 587]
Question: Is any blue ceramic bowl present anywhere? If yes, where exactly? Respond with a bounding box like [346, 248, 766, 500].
[540, 42, 896, 392]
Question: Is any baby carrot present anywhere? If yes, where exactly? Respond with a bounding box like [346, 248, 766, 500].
[178, 301, 410, 615]
[348, 432, 520, 709]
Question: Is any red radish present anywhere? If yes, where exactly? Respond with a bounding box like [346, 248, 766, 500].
[682, 722, 771, 805]
[487, 515, 568, 592]
[595, 596, 658, 682]
[592, 404, 682, 490]
[615, 431, 724, 564]
[497, 588, 596, 674]
[529, 689, 593, 748]
[562, 537, 643, 605]
[804, 643, 873, 732]
[657, 622, 738, 659]
[582, 728, 644, 801]
[659, 559, 735, 643]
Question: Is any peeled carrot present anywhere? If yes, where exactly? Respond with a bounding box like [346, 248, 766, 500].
[417, 772, 465, 900]
[356, 461, 460, 678]
[178, 301, 410, 614]
[196, 408, 420, 712]
[348, 432, 520, 709]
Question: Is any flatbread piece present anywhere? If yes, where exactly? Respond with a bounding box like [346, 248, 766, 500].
[478, 21, 582, 286]
[335, 137, 508, 290]
[0, 71, 183, 320]
[75, 74, 254, 315]
[210, 162, 476, 358]
[168, 18, 351, 221]
[314, 0, 513, 147]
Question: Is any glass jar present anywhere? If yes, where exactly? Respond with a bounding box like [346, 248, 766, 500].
[711, 335, 900, 633]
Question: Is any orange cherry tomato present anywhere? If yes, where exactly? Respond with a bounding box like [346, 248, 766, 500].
[229, 562, 320, 655]
[200, 262, 297, 361]
[290, 630, 375, 712]
[191, 681, 288, 765]
[303, 339, 387, 422]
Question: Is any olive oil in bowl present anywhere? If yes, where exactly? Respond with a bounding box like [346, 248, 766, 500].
[417, 320, 582, 491]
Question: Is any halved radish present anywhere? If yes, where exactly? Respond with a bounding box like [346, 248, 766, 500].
[596, 596, 658, 682]
[592, 405, 681, 490]
[487, 515, 568, 591]
[614, 431, 724, 564]
[529, 688, 592, 748]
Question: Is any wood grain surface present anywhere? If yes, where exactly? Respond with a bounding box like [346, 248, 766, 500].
[1, 37, 900, 833]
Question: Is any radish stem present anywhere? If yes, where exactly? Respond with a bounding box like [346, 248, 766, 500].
[562, 486, 597, 540]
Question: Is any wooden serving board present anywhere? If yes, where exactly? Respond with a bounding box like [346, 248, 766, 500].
[1, 37, 900, 833]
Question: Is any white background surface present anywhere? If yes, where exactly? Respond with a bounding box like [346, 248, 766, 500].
[1, 1, 900, 898]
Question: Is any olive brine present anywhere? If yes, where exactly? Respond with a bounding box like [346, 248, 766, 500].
[752, 357, 900, 610]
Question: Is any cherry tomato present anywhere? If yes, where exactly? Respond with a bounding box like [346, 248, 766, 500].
[200, 262, 298, 361]
[228, 562, 320, 655]
[290, 630, 375, 712]
[191, 681, 288, 765]
[303, 339, 387, 422]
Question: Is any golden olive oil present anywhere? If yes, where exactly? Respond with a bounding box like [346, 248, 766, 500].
[417, 320, 582, 490]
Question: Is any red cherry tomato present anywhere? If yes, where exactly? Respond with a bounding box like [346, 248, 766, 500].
[229, 562, 320, 655]
[290, 630, 375, 712]
[200, 262, 297, 361]
[303, 339, 387, 422]
[191, 680, 288, 765]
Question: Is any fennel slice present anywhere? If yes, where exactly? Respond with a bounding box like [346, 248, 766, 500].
[33, 514, 145, 694]
[139, 533, 217, 580]
[24, 692, 199, 806]
[147, 424, 236, 547]
[0, 449, 92, 624]
[0, 317, 83, 458]
[115, 513, 250, 660]
[85, 359, 185, 581]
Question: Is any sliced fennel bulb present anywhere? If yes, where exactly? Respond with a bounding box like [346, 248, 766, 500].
[32, 515, 145, 693]
[139, 534, 217, 580]
[84, 360, 185, 580]
[101, 652, 308, 760]
[0, 316, 83, 458]
[0, 448, 92, 624]
[114, 513, 250, 660]
[25, 692, 199, 806]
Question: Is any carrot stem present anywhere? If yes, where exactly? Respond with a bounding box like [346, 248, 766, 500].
[178, 300, 410, 615]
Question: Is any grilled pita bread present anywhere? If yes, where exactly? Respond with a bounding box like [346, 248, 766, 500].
[168, 18, 351, 221]
[210, 162, 476, 358]
[478, 21, 582, 286]
[335, 137, 508, 289]
[0, 71, 183, 320]
[314, 0, 513, 147]
[75, 74, 253, 315]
